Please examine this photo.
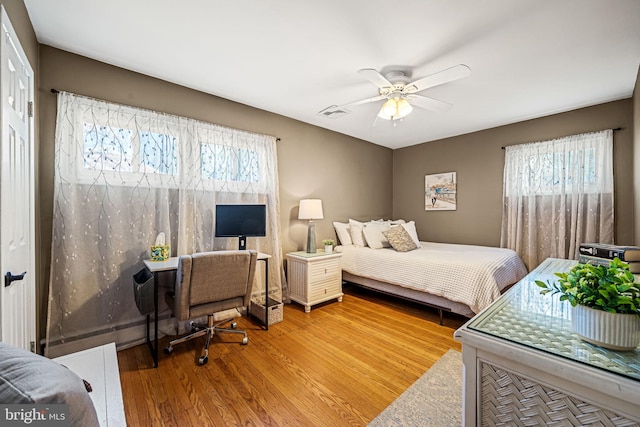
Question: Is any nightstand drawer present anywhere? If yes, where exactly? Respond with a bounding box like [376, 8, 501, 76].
[308, 258, 340, 281]
[309, 279, 341, 301]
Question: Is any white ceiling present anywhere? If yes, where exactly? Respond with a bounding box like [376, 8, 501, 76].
[23, 0, 640, 149]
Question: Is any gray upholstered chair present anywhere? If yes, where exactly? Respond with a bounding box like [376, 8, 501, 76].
[164, 250, 257, 365]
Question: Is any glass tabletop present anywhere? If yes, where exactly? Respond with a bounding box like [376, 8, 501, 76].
[468, 257, 640, 381]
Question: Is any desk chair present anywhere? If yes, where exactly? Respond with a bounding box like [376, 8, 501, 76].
[164, 250, 257, 365]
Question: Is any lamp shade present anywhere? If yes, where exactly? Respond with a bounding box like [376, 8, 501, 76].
[298, 199, 323, 220]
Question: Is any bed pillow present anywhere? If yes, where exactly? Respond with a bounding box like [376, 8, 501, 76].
[0, 343, 99, 426]
[348, 219, 367, 247]
[383, 226, 418, 252]
[333, 221, 352, 246]
[401, 221, 421, 247]
[363, 221, 391, 249]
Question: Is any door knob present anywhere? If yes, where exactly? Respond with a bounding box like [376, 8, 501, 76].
[5, 271, 26, 287]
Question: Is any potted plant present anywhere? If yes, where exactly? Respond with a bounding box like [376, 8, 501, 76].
[536, 258, 640, 351]
[322, 239, 335, 254]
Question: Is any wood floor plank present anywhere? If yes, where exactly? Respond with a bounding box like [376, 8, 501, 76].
[118, 285, 467, 426]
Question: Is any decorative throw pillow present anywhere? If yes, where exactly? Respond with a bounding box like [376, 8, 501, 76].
[383, 226, 418, 252]
[348, 219, 367, 247]
[333, 221, 352, 246]
[362, 221, 391, 249]
[401, 221, 421, 247]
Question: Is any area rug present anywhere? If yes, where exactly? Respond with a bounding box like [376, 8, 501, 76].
[368, 349, 462, 427]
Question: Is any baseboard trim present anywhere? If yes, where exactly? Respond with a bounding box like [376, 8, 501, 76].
[45, 314, 174, 358]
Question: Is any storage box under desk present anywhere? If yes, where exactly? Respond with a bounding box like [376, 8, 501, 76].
[250, 298, 283, 325]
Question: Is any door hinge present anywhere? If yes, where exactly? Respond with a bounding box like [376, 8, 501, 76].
[30, 341, 35, 353]
[27, 101, 33, 118]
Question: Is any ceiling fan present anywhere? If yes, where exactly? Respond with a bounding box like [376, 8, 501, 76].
[319, 64, 471, 121]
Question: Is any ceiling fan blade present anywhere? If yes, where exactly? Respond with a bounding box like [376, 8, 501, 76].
[357, 68, 393, 90]
[342, 94, 387, 108]
[318, 94, 387, 119]
[406, 94, 452, 112]
[403, 64, 471, 94]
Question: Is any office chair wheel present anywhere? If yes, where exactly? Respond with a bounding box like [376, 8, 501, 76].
[230, 322, 237, 329]
[198, 355, 208, 365]
[241, 337, 248, 345]
[164, 345, 174, 355]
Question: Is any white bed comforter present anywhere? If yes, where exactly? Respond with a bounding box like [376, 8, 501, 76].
[337, 242, 527, 313]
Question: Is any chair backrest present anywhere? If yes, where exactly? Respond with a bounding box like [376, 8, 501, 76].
[174, 250, 257, 319]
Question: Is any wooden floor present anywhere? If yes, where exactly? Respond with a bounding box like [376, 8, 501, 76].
[117, 284, 467, 426]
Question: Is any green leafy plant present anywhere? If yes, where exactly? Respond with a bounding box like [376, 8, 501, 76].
[322, 239, 334, 246]
[536, 258, 640, 316]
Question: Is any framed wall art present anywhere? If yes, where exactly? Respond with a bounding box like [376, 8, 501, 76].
[425, 172, 456, 211]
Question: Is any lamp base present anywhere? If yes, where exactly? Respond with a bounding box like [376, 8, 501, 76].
[306, 221, 316, 253]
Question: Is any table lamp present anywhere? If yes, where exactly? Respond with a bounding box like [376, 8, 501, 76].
[298, 199, 323, 253]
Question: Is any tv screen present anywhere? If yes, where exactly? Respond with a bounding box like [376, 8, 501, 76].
[215, 204, 266, 238]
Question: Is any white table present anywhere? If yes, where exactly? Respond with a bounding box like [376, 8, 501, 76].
[54, 342, 125, 427]
[454, 258, 640, 426]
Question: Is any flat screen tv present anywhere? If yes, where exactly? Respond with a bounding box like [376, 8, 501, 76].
[215, 204, 266, 250]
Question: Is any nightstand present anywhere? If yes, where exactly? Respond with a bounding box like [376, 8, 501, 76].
[286, 250, 343, 312]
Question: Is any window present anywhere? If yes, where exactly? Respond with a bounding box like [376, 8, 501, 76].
[140, 131, 178, 175]
[200, 143, 259, 183]
[501, 129, 614, 270]
[83, 123, 178, 176]
[520, 147, 597, 196]
[82, 123, 262, 186]
[83, 123, 133, 172]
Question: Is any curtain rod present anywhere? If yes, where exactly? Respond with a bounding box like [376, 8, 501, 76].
[50, 88, 281, 141]
[501, 127, 622, 149]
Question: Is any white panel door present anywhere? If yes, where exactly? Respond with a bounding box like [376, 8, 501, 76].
[0, 6, 35, 351]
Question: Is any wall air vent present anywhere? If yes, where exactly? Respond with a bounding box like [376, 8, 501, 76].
[318, 105, 350, 119]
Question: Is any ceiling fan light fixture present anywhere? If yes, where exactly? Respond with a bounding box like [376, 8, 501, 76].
[396, 98, 413, 118]
[378, 97, 413, 120]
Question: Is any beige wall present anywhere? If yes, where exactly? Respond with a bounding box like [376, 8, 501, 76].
[1, 1, 37, 66]
[37, 46, 392, 341]
[393, 99, 634, 247]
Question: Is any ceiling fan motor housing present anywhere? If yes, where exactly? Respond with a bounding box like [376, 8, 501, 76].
[379, 71, 411, 96]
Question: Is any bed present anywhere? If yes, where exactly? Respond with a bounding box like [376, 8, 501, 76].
[333, 220, 527, 322]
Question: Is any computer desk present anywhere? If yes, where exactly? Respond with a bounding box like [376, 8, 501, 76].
[143, 252, 271, 368]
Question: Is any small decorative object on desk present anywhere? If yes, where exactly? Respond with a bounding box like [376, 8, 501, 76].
[536, 258, 640, 351]
[322, 239, 334, 254]
[150, 232, 170, 261]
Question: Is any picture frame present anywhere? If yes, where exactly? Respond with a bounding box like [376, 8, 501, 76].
[425, 172, 457, 211]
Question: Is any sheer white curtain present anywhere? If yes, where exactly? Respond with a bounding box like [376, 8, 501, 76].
[46, 92, 283, 356]
[500, 129, 614, 270]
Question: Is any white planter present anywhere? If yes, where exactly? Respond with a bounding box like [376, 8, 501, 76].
[572, 304, 640, 351]
[324, 245, 333, 254]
